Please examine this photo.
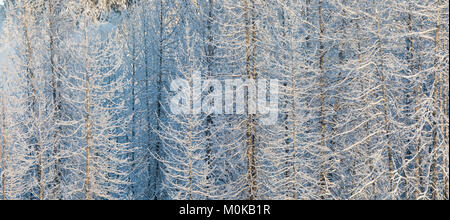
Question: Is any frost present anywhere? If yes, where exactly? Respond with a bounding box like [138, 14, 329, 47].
[0, 0, 448, 200]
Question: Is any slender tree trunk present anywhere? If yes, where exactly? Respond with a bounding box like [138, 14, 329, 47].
[374, 0, 394, 195]
[431, 0, 442, 200]
[83, 23, 92, 201]
[279, 2, 298, 200]
[204, 0, 215, 199]
[414, 82, 423, 200]
[404, 6, 417, 200]
[23, 1, 44, 200]
[436, 0, 448, 200]
[443, 26, 449, 199]
[188, 77, 194, 200]
[243, 0, 258, 200]
[0, 6, 6, 199]
[141, 3, 153, 200]
[131, 33, 136, 153]
[355, 20, 374, 199]
[444, 42, 449, 200]
[47, 0, 62, 200]
[153, 0, 164, 200]
[0, 88, 6, 200]
[285, 3, 299, 200]
[404, 5, 425, 200]
[128, 22, 137, 196]
[290, 47, 298, 200]
[318, 0, 328, 199]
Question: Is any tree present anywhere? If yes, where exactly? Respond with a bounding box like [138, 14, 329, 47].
[58, 0, 131, 200]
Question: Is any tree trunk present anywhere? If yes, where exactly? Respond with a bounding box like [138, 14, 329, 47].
[243, 0, 258, 200]
[431, 0, 441, 200]
[83, 22, 92, 201]
[153, 0, 164, 200]
[23, 1, 44, 200]
[47, 0, 63, 200]
[318, 0, 328, 199]
[374, 0, 394, 195]
[204, 0, 215, 199]
[141, 2, 153, 200]
[0, 87, 6, 200]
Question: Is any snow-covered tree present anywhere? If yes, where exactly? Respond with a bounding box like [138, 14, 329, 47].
[0, 0, 448, 200]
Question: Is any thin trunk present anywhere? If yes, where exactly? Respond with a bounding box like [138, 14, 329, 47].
[1, 88, 6, 200]
[23, 1, 43, 200]
[142, 4, 153, 200]
[129, 23, 137, 195]
[188, 76, 194, 200]
[285, 4, 298, 200]
[443, 32, 449, 200]
[444, 30, 449, 200]
[404, 6, 416, 200]
[290, 50, 298, 200]
[131, 38, 136, 147]
[188, 127, 193, 200]
[48, 0, 62, 200]
[414, 84, 423, 200]
[154, 0, 164, 200]
[279, 3, 290, 199]
[374, 0, 394, 194]
[356, 21, 372, 199]
[280, 2, 298, 200]
[83, 23, 92, 201]
[436, 0, 447, 200]
[243, 0, 258, 200]
[204, 0, 215, 199]
[318, 0, 328, 199]
[444, 46, 449, 200]
[431, 0, 441, 200]
[405, 6, 425, 200]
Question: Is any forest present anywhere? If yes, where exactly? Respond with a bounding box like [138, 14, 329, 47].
[0, 0, 448, 200]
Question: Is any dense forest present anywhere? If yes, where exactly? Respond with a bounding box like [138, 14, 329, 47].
[0, 0, 448, 200]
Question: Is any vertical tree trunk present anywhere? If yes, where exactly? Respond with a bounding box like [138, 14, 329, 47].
[243, 0, 258, 200]
[128, 20, 137, 196]
[47, 0, 62, 200]
[444, 40, 449, 200]
[286, 2, 299, 200]
[436, 0, 448, 200]
[83, 22, 92, 201]
[154, 0, 164, 200]
[23, 1, 44, 200]
[318, 0, 328, 199]
[431, 0, 442, 200]
[188, 76, 194, 200]
[404, 5, 417, 200]
[279, 1, 298, 200]
[290, 46, 298, 200]
[131, 30, 136, 153]
[0, 87, 6, 200]
[414, 82, 423, 200]
[374, 0, 394, 194]
[141, 2, 153, 200]
[355, 20, 374, 199]
[204, 0, 215, 198]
